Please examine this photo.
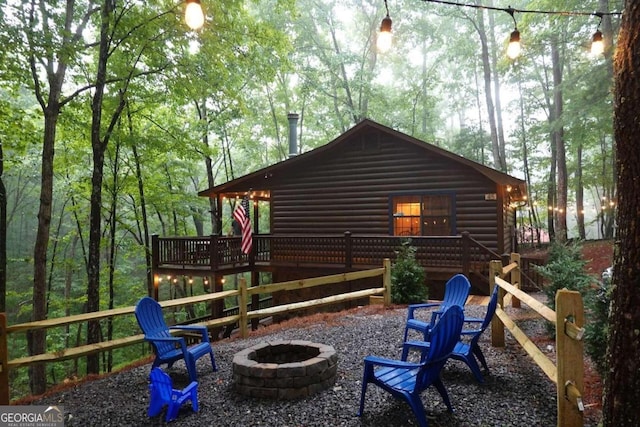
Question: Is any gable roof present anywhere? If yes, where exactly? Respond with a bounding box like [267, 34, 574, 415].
[198, 118, 525, 198]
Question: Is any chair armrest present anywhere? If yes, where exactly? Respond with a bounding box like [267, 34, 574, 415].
[364, 355, 421, 369]
[169, 325, 210, 341]
[183, 381, 198, 393]
[407, 302, 440, 318]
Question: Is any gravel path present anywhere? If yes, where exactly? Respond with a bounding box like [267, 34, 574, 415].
[33, 303, 592, 427]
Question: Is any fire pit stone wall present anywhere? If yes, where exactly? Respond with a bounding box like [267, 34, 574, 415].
[232, 340, 338, 400]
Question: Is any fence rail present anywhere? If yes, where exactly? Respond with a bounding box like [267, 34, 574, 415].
[0, 260, 391, 404]
[489, 257, 585, 427]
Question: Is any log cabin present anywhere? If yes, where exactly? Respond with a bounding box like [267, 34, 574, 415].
[152, 118, 528, 313]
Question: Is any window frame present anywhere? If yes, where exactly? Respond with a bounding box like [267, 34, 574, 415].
[388, 191, 457, 236]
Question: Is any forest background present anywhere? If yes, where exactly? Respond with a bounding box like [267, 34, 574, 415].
[0, 0, 620, 399]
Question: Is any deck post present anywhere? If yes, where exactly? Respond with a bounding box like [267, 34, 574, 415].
[151, 234, 159, 300]
[209, 235, 218, 270]
[555, 289, 585, 427]
[344, 231, 352, 269]
[489, 260, 505, 347]
[461, 231, 470, 277]
[510, 253, 521, 308]
[0, 313, 9, 404]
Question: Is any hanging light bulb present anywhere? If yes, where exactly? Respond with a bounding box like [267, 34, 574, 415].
[377, 15, 393, 52]
[591, 30, 604, 56]
[505, 8, 521, 59]
[377, 0, 392, 53]
[591, 12, 604, 56]
[185, 0, 205, 30]
[507, 29, 521, 59]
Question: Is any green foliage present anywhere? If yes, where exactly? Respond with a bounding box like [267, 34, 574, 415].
[583, 274, 611, 376]
[534, 240, 608, 372]
[391, 240, 427, 304]
[535, 241, 593, 310]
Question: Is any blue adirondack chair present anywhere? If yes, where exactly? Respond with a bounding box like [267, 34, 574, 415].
[403, 284, 500, 383]
[148, 367, 198, 422]
[135, 296, 217, 382]
[402, 274, 471, 346]
[358, 305, 464, 427]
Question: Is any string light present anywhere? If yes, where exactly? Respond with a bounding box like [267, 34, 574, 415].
[185, 0, 205, 30]
[506, 7, 521, 59]
[591, 13, 604, 55]
[377, 0, 393, 53]
[379, 0, 622, 58]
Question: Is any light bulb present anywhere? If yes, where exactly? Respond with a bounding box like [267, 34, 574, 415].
[591, 30, 604, 56]
[377, 16, 393, 53]
[185, 0, 205, 30]
[507, 29, 521, 59]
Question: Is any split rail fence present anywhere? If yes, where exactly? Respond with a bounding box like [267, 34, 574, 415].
[0, 254, 586, 427]
[0, 260, 391, 404]
[490, 254, 585, 427]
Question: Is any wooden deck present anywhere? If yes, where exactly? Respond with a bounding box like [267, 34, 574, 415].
[151, 233, 544, 294]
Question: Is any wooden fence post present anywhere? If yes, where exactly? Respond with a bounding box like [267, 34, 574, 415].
[383, 258, 391, 306]
[239, 277, 248, 339]
[0, 313, 9, 404]
[555, 289, 585, 427]
[489, 260, 505, 347]
[510, 253, 521, 308]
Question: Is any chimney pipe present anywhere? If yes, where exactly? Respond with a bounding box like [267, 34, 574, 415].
[287, 113, 299, 158]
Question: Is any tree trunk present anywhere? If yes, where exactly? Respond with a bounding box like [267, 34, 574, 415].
[551, 36, 567, 242]
[575, 143, 585, 239]
[30, 109, 59, 395]
[0, 138, 6, 313]
[487, 0, 507, 169]
[128, 106, 154, 297]
[475, 8, 503, 171]
[86, 0, 119, 374]
[603, 3, 640, 425]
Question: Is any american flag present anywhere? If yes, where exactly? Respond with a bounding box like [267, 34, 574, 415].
[233, 195, 252, 254]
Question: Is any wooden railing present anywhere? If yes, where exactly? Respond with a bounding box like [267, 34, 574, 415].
[153, 231, 500, 276]
[0, 260, 391, 404]
[489, 255, 585, 427]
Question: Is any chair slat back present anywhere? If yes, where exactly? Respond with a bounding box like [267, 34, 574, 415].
[135, 297, 176, 356]
[417, 305, 464, 388]
[441, 274, 471, 311]
[149, 367, 173, 402]
[473, 284, 500, 344]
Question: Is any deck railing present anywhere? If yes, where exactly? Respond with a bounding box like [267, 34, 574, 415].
[152, 231, 500, 274]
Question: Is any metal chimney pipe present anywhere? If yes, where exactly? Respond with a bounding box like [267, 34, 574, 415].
[287, 113, 299, 158]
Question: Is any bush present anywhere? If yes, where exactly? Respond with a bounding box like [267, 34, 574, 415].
[583, 275, 611, 376]
[391, 240, 428, 304]
[534, 240, 609, 375]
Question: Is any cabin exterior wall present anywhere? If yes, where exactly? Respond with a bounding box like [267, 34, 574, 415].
[263, 129, 506, 253]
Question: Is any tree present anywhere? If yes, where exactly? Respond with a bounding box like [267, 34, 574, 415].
[602, 2, 640, 425]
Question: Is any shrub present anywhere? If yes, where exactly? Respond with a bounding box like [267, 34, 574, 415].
[391, 240, 428, 304]
[534, 240, 609, 375]
[583, 274, 611, 376]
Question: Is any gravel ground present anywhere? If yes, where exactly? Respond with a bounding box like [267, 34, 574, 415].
[33, 303, 592, 427]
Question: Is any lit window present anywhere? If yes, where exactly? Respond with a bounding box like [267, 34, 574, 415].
[392, 194, 453, 236]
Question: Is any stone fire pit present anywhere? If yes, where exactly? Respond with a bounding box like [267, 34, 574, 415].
[232, 340, 338, 400]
